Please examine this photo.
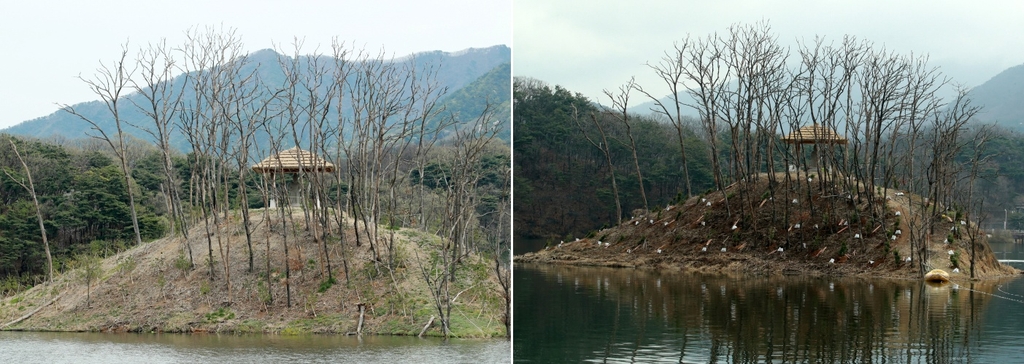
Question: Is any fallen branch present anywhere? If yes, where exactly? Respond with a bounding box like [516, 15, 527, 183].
[1, 292, 63, 330]
[418, 315, 435, 337]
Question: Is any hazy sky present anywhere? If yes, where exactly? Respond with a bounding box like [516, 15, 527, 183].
[515, 0, 1024, 106]
[0, 0, 511, 129]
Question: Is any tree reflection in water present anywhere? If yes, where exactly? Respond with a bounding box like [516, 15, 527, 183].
[514, 264, 1016, 363]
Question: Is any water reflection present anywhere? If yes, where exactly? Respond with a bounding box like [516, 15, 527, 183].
[0, 332, 508, 364]
[514, 264, 1020, 363]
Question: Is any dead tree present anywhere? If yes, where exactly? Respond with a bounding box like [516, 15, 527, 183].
[62, 43, 144, 247]
[3, 139, 53, 283]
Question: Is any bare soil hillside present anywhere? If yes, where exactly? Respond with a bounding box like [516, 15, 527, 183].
[516, 172, 1018, 281]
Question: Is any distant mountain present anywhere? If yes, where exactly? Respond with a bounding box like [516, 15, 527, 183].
[3, 45, 511, 150]
[435, 62, 510, 141]
[967, 63, 1024, 131]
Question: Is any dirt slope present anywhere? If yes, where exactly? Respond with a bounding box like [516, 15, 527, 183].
[0, 209, 505, 338]
[516, 172, 1018, 281]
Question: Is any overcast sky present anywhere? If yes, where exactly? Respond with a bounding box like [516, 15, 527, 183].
[515, 0, 1024, 106]
[0, 0, 511, 129]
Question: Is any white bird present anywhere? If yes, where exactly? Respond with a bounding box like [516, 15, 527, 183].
[777, 247, 784, 252]
[731, 224, 738, 230]
[854, 233, 861, 239]
[953, 268, 960, 273]
[829, 258, 835, 264]
[701, 198, 707, 203]
[895, 230, 902, 235]
[649, 219, 654, 224]
[869, 260, 874, 265]
[895, 211, 902, 216]
[657, 249, 662, 254]
[721, 247, 727, 252]
[794, 223, 801, 229]
[789, 164, 797, 172]
[701, 247, 708, 252]
[706, 201, 712, 207]
[891, 235, 897, 241]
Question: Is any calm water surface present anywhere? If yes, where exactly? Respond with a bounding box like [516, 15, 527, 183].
[514, 240, 1024, 363]
[0, 332, 509, 363]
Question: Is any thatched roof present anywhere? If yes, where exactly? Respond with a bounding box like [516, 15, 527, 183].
[781, 124, 847, 145]
[251, 147, 335, 174]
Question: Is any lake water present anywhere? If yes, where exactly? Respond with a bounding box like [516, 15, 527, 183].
[514, 240, 1024, 363]
[0, 332, 509, 363]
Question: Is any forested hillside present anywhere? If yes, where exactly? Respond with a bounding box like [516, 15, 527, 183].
[513, 78, 714, 245]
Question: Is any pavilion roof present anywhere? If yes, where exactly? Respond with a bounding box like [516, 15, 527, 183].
[781, 124, 847, 145]
[251, 147, 335, 174]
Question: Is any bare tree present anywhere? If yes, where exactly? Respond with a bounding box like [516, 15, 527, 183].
[3, 139, 53, 283]
[604, 77, 648, 212]
[62, 43, 144, 247]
